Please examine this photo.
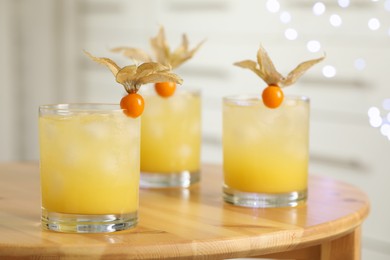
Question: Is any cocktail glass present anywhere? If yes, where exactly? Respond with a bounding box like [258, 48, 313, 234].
[223, 95, 309, 208]
[140, 88, 201, 188]
[39, 104, 140, 233]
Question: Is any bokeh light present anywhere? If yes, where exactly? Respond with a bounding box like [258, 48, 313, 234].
[368, 107, 382, 128]
[280, 11, 292, 24]
[266, 0, 280, 13]
[338, 0, 350, 8]
[368, 101, 390, 140]
[284, 28, 298, 40]
[380, 124, 390, 136]
[368, 18, 381, 30]
[354, 58, 366, 71]
[382, 99, 390, 110]
[322, 65, 336, 78]
[370, 116, 383, 128]
[330, 14, 342, 27]
[368, 106, 380, 118]
[385, 0, 390, 11]
[307, 40, 321, 53]
[313, 2, 326, 16]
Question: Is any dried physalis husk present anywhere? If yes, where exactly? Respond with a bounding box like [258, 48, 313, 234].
[234, 45, 325, 88]
[84, 51, 182, 93]
[85, 51, 121, 76]
[111, 47, 152, 63]
[234, 45, 324, 109]
[149, 26, 171, 66]
[112, 26, 204, 70]
[150, 27, 205, 69]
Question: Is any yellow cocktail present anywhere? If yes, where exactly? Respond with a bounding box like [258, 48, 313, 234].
[140, 88, 201, 188]
[39, 104, 140, 233]
[223, 95, 309, 207]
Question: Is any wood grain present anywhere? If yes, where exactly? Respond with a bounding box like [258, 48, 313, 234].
[0, 163, 369, 259]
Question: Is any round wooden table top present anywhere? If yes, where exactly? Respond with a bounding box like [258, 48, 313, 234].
[0, 162, 369, 259]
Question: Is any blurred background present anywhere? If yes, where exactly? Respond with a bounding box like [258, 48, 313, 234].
[1, 0, 390, 258]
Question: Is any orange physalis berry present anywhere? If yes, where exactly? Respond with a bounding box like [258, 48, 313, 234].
[261, 85, 284, 109]
[120, 93, 145, 118]
[154, 82, 177, 98]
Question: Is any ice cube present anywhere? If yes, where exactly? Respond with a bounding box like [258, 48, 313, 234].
[170, 93, 190, 112]
[83, 121, 109, 139]
[63, 146, 83, 166]
[102, 155, 119, 173]
[240, 125, 262, 143]
[178, 144, 193, 159]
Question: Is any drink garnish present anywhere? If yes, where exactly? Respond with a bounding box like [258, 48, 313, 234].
[111, 26, 204, 97]
[84, 51, 183, 117]
[234, 45, 325, 108]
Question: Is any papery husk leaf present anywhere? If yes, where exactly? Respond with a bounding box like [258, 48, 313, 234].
[135, 62, 171, 79]
[136, 62, 170, 74]
[136, 72, 183, 86]
[170, 39, 205, 69]
[114, 26, 204, 71]
[150, 26, 170, 65]
[170, 53, 190, 69]
[170, 35, 188, 68]
[116, 65, 137, 85]
[235, 45, 324, 88]
[85, 50, 183, 94]
[171, 34, 189, 57]
[116, 62, 182, 91]
[182, 34, 189, 51]
[190, 39, 205, 56]
[234, 60, 263, 78]
[257, 45, 284, 85]
[84, 51, 120, 76]
[111, 47, 152, 63]
[150, 27, 205, 69]
[281, 56, 326, 87]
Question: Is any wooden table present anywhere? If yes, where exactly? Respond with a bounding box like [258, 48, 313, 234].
[0, 163, 369, 260]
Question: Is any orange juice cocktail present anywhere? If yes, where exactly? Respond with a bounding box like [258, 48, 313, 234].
[140, 88, 201, 188]
[223, 95, 309, 208]
[39, 104, 140, 233]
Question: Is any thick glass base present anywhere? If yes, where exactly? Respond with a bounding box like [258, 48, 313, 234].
[140, 170, 200, 188]
[41, 209, 138, 233]
[223, 185, 307, 208]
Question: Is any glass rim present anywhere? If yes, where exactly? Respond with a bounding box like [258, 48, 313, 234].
[39, 103, 123, 112]
[223, 94, 309, 105]
[139, 85, 201, 96]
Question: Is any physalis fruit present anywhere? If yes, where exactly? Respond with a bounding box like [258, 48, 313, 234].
[234, 45, 325, 108]
[84, 51, 183, 117]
